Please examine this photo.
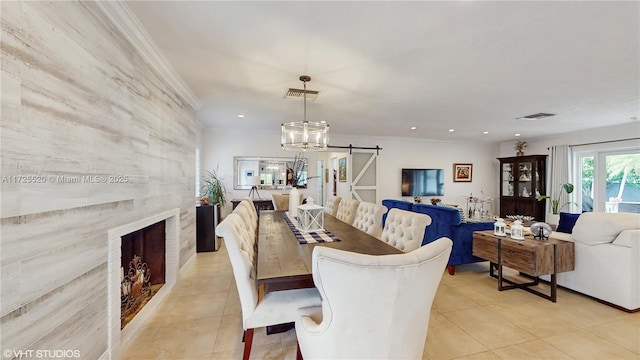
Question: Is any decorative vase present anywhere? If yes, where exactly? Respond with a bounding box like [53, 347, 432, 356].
[546, 213, 560, 226]
[289, 187, 300, 216]
[516, 151, 524, 156]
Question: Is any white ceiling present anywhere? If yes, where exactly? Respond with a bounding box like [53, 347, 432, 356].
[125, 1, 639, 143]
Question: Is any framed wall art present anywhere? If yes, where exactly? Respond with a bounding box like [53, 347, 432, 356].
[453, 163, 472, 182]
[338, 157, 347, 182]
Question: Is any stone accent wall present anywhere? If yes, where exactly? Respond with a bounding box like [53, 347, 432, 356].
[1, 2, 196, 358]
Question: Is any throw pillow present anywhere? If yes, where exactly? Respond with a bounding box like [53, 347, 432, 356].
[556, 212, 580, 233]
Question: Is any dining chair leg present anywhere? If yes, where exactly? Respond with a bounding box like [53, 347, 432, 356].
[242, 328, 254, 360]
[296, 342, 303, 360]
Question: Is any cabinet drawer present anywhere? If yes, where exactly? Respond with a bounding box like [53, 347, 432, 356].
[472, 234, 498, 262]
[500, 242, 536, 274]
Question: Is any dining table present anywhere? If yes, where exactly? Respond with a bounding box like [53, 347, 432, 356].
[256, 210, 403, 294]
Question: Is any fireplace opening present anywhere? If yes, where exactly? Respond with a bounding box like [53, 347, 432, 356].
[120, 220, 166, 329]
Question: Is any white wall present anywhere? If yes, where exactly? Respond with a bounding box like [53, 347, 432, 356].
[200, 130, 501, 214]
[1, 2, 196, 358]
[200, 129, 322, 214]
[498, 122, 640, 157]
[202, 122, 637, 218]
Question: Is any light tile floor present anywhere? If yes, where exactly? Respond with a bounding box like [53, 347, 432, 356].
[120, 243, 640, 360]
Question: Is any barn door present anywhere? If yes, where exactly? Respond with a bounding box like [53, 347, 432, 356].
[349, 150, 378, 203]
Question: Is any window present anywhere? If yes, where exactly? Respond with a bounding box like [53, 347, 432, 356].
[575, 141, 640, 213]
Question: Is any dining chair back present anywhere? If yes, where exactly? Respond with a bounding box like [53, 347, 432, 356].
[235, 199, 258, 236]
[352, 201, 388, 238]
[295, 237, 453, 360]
[216, 214, 321, 360]
[324, 195, 342, 217]
[380, 208, 432, 252]
[271, 194, 290, 211]
[241, 197, 258, 218]
[381, 199, 414, 227]
[335, 198, 360, 224]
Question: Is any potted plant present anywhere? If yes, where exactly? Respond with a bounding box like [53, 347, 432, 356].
[514, 140, 527, 156]
[536, 183, 576, 224]
[201, 166, 227, 207]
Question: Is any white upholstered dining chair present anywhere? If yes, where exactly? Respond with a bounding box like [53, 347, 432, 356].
[271, 193, 290, 211]
[335, 198, 360, 224]
[324, 195, 342, 217]
[235, 198, 258, 235]
[295, 237, 453, 360]
[380, 208, 432, 252]
[352, 201, 388, 238]
[215, 214, 321, 360]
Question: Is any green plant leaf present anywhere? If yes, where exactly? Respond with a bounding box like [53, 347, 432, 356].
[201, 166, 227, 206]
[562, 183, 574, 194]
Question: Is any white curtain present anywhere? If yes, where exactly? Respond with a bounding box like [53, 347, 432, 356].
[547, 144, 572, 213]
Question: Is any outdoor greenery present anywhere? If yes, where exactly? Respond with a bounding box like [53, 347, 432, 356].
[201, 166, 227, 206]
[582, 153, 640, 201]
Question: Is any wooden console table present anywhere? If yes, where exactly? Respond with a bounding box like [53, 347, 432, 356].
[231, 198, 274, 212]
[472, 230, 574, 302]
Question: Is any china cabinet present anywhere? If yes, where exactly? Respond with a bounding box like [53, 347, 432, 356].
[498, 155, 547, 221]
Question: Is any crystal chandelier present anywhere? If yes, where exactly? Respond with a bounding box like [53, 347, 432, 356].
[281, 75, 329, 151]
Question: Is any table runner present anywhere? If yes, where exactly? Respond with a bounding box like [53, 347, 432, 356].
[283, 212, 341, 244]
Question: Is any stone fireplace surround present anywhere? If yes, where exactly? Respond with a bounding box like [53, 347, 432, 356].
[106, 208, 180, 360]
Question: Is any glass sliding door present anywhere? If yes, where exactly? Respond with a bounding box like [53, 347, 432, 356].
[576, 146, 639, 213]
[579, 154, 595, 212]
[605, 152, 640, 213]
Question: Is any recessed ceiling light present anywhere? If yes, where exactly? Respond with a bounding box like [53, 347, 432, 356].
[483, 131, 489, 134]
[410, 126, 417, 130]
[238, 114, 244, 118]
[449, 129, 455, 132]
[515, 133, 521, 137]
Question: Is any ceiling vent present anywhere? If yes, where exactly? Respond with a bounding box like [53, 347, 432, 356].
[517, 113, 556, 120]
[285, 88, 319, 101]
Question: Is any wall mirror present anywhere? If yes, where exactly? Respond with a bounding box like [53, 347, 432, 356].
[234, 156, 308, 190]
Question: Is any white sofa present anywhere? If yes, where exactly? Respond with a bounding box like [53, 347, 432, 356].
[549, 212, 640, 311]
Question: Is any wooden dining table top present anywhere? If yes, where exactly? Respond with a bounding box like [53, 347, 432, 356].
[256, 210, 402, 292]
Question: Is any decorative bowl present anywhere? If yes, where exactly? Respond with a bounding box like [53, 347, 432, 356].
[506, 215, 535, 222]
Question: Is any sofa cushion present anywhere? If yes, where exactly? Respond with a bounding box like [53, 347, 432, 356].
[439, 203, 467, 223]
[611, 229, 640, 248]
[549, 231, 573, 242]
[556, 212, 581, 233]
[572, 212, 640, 246]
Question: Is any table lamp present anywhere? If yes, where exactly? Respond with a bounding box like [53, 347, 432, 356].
[247, 177, 261, 199]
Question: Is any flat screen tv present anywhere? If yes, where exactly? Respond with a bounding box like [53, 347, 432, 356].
[401, 168, 444, 196]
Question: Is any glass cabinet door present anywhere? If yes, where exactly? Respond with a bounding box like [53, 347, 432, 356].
[502, 162, 514, 197]
[518, 161, 533, 198]
[532, 159, 544, 199]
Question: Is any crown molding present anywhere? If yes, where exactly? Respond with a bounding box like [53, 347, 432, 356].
[96, 1, 202, 111]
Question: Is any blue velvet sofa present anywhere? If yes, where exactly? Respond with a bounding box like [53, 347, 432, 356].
[412, 203, 494, 275]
